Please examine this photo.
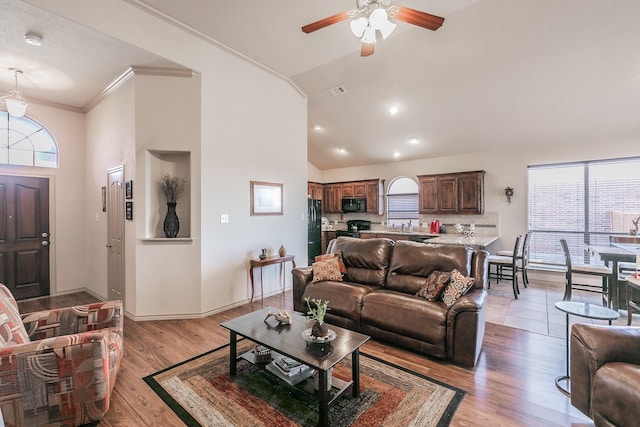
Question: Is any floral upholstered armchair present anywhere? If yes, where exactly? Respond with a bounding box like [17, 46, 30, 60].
[0, 284, 123, 426]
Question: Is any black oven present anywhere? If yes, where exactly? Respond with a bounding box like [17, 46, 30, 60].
[341, 197, 366, 213]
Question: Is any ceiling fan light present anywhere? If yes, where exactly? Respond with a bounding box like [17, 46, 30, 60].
[370, 9, 397, 39]
[4, 97, 27, 117]
[361, 26, 377, 44]
[350, 17, 369, 38]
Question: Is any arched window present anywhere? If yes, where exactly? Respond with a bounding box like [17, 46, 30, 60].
[0, 111, 58, 168]
[387, 176, 419, 227]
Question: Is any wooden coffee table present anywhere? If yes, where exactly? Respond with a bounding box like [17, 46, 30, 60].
[221, 306, 370, 427]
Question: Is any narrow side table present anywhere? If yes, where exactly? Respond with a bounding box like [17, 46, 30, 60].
[554, 301, 619, 397]
[249, 255, 296, 305]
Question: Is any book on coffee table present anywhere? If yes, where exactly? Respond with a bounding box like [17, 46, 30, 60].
[266, 361, 314, 386]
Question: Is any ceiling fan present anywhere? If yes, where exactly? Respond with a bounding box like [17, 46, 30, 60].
[301, 0, 444, 57]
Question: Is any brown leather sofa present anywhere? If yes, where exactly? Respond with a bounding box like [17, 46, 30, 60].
[570, 323, 640, 427]
[292, 237, 489, 367]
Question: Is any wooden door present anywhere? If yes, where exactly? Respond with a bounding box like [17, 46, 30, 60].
[107, 167, 125, 302]
[418, 177, 438, 214]
[0, 176, 50, 299]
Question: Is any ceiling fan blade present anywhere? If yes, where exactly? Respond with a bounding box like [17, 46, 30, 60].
[302, 11, 350, 33]
[361, 43, 375, 57]
[394, 6, 444, 31]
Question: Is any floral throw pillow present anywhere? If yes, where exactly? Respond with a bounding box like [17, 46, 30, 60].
[315, 250, 347, 274]
[416, 270, 451, 301]
[312, 257, 343, 282]
[441, 269, 475, 308]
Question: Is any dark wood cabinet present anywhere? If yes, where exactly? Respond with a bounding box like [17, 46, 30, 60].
[365, 179, 384, 215]
[341, 184, 354, 198]
[418, 171, 485, 215]
[354, 183, 367, 197]
[320, 179, 385, 215]
[308, 182, 323, 201]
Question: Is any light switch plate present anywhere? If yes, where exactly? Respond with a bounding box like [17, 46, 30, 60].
[221, 214, 229, 223]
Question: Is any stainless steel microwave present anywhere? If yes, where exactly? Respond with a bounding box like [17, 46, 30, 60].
[341, 197, 366, 213]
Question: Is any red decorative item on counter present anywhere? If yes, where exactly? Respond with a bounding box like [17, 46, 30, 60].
[430, 220, 441, 234]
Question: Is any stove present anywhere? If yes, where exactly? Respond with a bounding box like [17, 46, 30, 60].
[335, 220, 372, 238]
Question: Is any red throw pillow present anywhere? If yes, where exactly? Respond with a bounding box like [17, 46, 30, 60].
[416, 270, 451, 301]
[441, 269, 475, 308]
[312, 257, 343, 282]
[315, 250, 347, 274]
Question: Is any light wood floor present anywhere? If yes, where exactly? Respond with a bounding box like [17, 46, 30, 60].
[18, 291, 594, 427]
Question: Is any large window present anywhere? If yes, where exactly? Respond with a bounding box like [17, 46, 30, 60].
[528, 157, 640, 265]
[386, 177, 418, 227]
[0, 111, 58, 168]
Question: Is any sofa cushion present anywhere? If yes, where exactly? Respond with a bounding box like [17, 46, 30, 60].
[441, 269, 475, 308]
[416, 270, 450, 301]
[361, 290, 448, 344]
[315, 250, 347, 274]
[386, 241, 473, 294]
[0, 284, 30, 347]
[330, 237, 395, 287]
[592, 362, 640, 427]
[312, 257, 343, 282]
[303, 280, 380, 321]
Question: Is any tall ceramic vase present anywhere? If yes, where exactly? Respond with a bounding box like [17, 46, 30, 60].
[163, 202, 180, 238]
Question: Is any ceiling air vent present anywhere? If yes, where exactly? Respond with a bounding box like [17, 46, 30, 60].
[327, 85, 347, 96]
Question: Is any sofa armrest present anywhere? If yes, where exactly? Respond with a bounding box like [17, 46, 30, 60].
[21, 300, 123, 341]
[292, 267, 313, 312]
[446, 288, 487, 367]
[570, 324, 640, 417]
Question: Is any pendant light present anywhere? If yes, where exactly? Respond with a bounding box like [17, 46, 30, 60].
[1, 68, 28, 118]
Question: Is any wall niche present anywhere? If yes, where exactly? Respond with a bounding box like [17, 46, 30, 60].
[146, 150, 191, 239]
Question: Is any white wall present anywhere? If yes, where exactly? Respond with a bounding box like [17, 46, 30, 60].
[317, 137, 638, 254]
[0, 104, 87, 295]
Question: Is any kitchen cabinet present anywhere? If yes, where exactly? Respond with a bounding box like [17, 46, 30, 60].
[418, 170, 485, 215]
[321, 179, 385, 215]
[308, 182, 323, 201]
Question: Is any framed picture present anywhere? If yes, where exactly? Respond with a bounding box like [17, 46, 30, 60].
[125, 180, 133, 199]
[125, 201, 133, 220]
[250, 181, 283, 216]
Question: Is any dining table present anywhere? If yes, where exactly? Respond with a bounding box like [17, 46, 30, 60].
[586, 242, 640, 310]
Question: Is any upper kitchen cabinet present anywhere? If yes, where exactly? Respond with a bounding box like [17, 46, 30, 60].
[323, 183, 343, 213]
[365, 179, 384, 215]
[321, 179, 384, 214]
[418, 171, 485, 215]
[308, 182, 323, 201]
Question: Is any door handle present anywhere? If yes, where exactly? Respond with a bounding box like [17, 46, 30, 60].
[41, 241, 48, 246]
[106, 244, 112, 248]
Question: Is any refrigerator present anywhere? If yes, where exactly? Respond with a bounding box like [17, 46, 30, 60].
[308, 199, 322, 262]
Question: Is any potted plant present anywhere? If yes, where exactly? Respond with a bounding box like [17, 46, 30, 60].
[158, 174, 185, 238]
[304, 297, 330, 338]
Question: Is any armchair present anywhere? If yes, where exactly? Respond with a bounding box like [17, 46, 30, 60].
[570, 323, 640, 427]
[0, 284, 123, 426]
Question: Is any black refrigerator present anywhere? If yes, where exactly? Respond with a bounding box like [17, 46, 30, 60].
[308, 199, 322, 262]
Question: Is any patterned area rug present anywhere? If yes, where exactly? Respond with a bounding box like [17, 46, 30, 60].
[144, 341, 465, 427]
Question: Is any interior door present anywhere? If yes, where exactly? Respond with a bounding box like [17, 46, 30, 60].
[107, 167, 125, 303]
[0, 176, 50, 300]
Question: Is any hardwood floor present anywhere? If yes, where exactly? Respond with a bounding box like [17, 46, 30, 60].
[17, 291, 594, 427]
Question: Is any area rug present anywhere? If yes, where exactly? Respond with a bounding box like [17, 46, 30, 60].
[143, 340, 465, 427]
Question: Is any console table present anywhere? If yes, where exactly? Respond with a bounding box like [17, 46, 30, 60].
[249, 255, 296, 305]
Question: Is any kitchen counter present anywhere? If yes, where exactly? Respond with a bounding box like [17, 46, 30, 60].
[357, 230, 499, 249]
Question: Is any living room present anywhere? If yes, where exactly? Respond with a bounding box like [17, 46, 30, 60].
[1, 1, 638, 426]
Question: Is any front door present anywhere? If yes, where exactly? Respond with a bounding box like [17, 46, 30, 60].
[0, 176, 50, 299]
[107, 167, 125, 303]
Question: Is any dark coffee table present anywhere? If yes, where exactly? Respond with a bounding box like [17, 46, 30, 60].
[221, 306, 370, 427]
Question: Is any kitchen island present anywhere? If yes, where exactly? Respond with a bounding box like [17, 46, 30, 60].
[357, 230, 499, 250]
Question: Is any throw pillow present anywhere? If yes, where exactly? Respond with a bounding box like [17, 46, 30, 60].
[312, 257, 343, 282]
[416, 270, 451, 301]
[441, 269, 475, 308]
[315, 250, 347, 274]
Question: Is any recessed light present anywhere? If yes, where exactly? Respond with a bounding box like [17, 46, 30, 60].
[408, 137, 419, 144]
[313, 125, 323, 131]
[337, 148, 348, 154]
[393, 152, 401, 158]
[389, 106, 399, 115]
[24, 33, 43, 46]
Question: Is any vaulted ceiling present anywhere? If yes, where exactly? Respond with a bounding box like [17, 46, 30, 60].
[2, 0, 640, 170]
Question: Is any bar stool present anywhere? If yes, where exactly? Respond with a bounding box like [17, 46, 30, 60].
[497, 232, 530, 287]
[488, 235, 522, 299]
[560, 238, 612, 306]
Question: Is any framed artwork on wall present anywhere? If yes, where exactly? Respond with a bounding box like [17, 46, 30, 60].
[250, 181, 283, 216]
[125, 201, 133, 220]
[125, 180, 133, 199]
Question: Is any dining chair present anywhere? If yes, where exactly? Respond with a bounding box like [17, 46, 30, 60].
[497, 231, 532, 287]
[560, 238, 612, 306]
[488, 235, 522, 299]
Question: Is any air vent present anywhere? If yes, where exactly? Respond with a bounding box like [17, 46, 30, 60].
[327, 85, 347, 96]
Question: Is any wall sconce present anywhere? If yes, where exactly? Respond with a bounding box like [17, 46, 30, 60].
[504, 187, 514, 204]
